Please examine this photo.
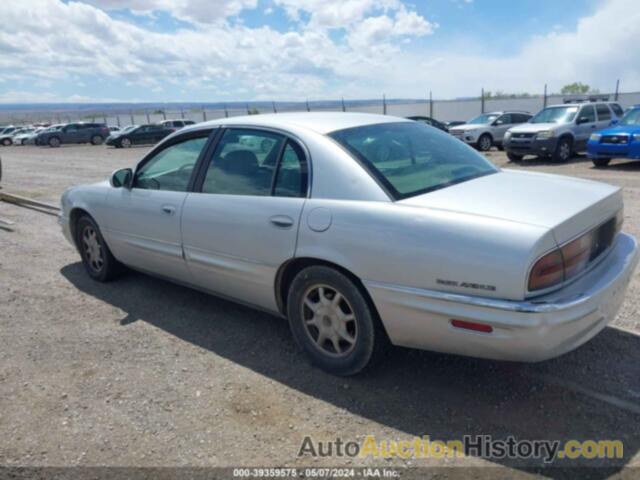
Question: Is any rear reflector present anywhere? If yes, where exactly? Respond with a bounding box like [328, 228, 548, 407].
[451, 319, 493, 333]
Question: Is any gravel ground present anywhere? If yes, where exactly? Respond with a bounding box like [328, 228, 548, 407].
[0, 144, 639, 477]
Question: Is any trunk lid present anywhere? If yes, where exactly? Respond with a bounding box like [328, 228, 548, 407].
[399, 169, 622, 245]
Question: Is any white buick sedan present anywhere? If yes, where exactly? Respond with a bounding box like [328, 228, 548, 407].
[59, 113, 638, 375]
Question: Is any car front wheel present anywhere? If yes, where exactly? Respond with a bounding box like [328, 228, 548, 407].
[1, 138, 11, 146]
[287, 266, 386, 376]
[120, 137, 132, 148]
[592, 158, 611, 167]
[553, 137, 572, 162]
[507, 151, 523, 162]
[48, 137, 61, 148]
[477, 134, 493, 152]
[76, 215, 121, 282]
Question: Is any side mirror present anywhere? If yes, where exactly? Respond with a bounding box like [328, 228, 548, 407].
[494, 120, 504, 126]
[577, 117, 590, 125]
[610, 119, 619, 126]
[110, 168, 132, 188]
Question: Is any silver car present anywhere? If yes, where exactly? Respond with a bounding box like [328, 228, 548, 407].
[59, 113, 638, 375]
[449, 111, 532, 151]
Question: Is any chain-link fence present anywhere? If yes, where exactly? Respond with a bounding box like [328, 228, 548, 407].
[2, 90, 640, 126]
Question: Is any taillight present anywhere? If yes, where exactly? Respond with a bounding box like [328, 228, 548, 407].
[528, 250, 564, 291]
[562, 231, 593, 280]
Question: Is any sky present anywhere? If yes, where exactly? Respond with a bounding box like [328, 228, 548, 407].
[0, 0, 638, 103]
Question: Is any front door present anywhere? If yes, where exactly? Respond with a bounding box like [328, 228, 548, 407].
[492, 113, 513, 143]
[575, 104, 597, 150]
[181, 128, 309, 311]
[102, 132, 213, 283]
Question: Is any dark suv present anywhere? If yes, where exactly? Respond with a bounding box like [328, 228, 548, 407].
[37, 123, 110, 147]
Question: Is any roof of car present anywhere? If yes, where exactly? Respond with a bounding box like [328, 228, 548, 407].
[187, 112, 410, 135]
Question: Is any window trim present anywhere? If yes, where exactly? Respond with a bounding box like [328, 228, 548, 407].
[191, 125, 312, 199]
[132, 127, 218, 192]
[595, 104, 612, 122]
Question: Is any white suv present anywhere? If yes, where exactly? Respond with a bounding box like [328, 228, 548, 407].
[449, 111, 532, 151]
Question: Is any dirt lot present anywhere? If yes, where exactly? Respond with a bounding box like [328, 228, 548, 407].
[1, 144, 639, 477]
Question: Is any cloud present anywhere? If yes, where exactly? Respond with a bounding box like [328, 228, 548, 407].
[0, 0, 638, 103]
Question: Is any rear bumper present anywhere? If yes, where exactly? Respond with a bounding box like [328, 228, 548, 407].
[365, 233, 638, 362]
[504, 137, 559, 157]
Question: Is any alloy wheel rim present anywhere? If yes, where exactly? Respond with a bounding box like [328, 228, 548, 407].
[480, 136, 491, 150]
[559, 142, 570, 160]
[82, 226, 104, 272]
[122, 138, 131, 147]
[301, 284, 357, 357]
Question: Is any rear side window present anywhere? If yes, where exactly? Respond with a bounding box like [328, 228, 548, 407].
[596, 104, 611, 121]
[274, 142, 308, 198]
[202, 128, 285, 196]
[611, 103, 624, 117]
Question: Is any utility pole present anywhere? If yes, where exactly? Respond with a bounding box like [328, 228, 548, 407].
[306, 99, 310, 112]
[429, 90, 433, 118]
[202, 106, 207, 122]
[383, 94, 387, 115]
[481, 88, 485, 114]
[615, 79, 620, 101]
[341, 97, 346, 112]
[543, 83, 548, 108]
[224, 103, 229, 118]
[272, 101, 277, 113]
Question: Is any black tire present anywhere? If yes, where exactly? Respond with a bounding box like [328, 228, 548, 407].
[476, 133, 493, 152]
[287, 266, 386, 376]
[48, 136, 61, 148]
[119, 137, 132, 148]
[592, 158, 611, 167]
[91, 134, 103, 145]
[497, 144, 505, 151]
[1, 138, 11, 146]
[21, 139, 27, 145]
[552, 137, 573, 163]
[75, 215, 121, 282]
[507, 151, 523, 162]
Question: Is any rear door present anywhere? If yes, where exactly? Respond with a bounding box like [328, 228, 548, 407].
[595, 103, 612, 129]
[492, 113, 513, 142]
[103, 130, 214, 282]
[181, 127, 309, 311]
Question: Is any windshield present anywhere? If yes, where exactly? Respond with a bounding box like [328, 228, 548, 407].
[620, 108, 640, 126]
[330, 122, 498, 200]
[531, 106, 578, 124]
[467, 114, 499, 125]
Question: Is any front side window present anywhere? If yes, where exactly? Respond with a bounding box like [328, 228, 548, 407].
[330, 122, 498, 200]
[202, 128, 285, 196]
[495, 114, 512, 124]
[596, 104, 611, 121]
[579, 105, 596, 123]
[134, 136, 208, 191]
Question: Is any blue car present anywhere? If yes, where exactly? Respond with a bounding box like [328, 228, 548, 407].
[588, 105, 640, 166]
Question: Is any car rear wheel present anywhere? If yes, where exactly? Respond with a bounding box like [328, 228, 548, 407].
[592, 158, 611, 167]
[120, 137, 132, 148]
[477, 133, 493, 152]
[1, 138, 11, 146]
[48, 137, 61, 148]
[76, 215, 121, 282]
[91, 134, 104, 145]
[553, 137, 572, 163]
[507, 151, 523, 162]
[21, 139, 27, 145]
[287, 266, 386, 376]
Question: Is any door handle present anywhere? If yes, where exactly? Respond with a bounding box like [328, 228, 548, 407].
[269, 215, 294, 228]
[161, 205, 176, 215]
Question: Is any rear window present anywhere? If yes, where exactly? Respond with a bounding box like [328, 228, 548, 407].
[329, 122, 498, 200]
[611, 103, 624, 117]
[596, 104, 611, 121]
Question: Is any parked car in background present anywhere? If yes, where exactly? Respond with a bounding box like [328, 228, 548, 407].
[37, 122, 110, 147]
[108, 126, 121, 133]
[105, 124, 173, 148]
[59, 112, 637, 376]
[449, 111, 532, 151]
[445, 121, 466, 129]
[0, 126, 18, 140]
[504, 102, 624, 162]
[587, 105, 640, 167]
[18, 127, 46, 145]
[406, 116, 448, 132]
[0, 127, 23, 146]
[12, 127, 40, 145]
[160, 119, 196, 131]
[35, 124, 65, 145]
